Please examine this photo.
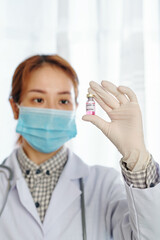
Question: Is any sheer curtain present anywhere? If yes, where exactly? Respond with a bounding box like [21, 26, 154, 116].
[0, 0, 160, 168]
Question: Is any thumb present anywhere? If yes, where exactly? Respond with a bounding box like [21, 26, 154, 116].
[82, 114, 110, 135]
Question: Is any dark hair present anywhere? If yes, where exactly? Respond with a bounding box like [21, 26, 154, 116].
[10, 54, 79, 103]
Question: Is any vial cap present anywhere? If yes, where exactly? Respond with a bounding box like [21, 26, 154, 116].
[87, 93, 94, 98]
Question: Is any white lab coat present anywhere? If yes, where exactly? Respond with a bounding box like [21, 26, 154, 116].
[0, 148, 160, 240]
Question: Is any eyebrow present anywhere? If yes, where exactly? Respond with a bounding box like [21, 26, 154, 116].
[28, 89, 71, 95]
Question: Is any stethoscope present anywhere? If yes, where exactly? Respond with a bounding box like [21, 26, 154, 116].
[0, 159, 13, 217]
[0, 160, 87, 240]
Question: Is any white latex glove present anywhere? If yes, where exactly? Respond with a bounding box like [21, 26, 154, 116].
[82, 81, 150, 171]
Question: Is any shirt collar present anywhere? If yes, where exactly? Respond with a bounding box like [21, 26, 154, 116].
[17, 146, 68, 178]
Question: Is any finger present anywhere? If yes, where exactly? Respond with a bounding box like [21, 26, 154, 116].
[118, 86, 138, 103]
[82, 114, 110, 135]
[101, 80, 129, 104]
[89, 81, 120, 109]
[88, 87, 112, 112]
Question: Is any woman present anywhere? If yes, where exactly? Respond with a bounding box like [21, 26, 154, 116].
[0, 54, 159, 239]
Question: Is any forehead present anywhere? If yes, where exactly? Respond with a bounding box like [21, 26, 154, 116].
[23, 65, 74, 90]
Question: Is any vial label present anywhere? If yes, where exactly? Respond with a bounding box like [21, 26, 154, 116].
[86, 102, 95, 115]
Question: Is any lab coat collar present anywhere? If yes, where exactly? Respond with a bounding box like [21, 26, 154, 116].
[4, 148, 25, 190]
[63, 148, 90, 180]
[5, 147, 90, 186]
[4, 147, 90, 231]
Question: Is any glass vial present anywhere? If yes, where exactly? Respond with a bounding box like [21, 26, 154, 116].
[86, 93, 95, 115]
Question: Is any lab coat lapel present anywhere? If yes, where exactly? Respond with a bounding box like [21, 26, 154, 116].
[44, 175, 81, 230]
[43, 149, 89, 230]
[6, 150, 42, 228]
[16, 178, 42, 227]
[6, 148, 89, 231]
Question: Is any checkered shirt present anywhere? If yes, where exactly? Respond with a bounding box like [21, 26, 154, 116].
[17, 146, 68, 223]
[120, 154, 159, 188]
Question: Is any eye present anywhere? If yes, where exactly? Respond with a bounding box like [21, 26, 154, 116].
[33, 98, 44, 103]
[59, 99, 69, 104]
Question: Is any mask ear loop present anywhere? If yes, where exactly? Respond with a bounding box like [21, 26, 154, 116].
[14, 103, 20, 120]
[16, 103, 20, 109]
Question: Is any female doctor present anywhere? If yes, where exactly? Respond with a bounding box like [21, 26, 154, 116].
[0, 54, 160, 240]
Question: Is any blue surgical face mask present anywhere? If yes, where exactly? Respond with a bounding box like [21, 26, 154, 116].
[16, 106, 77, 153]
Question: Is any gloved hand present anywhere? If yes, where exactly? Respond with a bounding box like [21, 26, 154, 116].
[82, 80, 150, 171]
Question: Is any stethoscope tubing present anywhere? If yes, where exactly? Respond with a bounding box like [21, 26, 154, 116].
[79, 178, 87, 240]
[0, 164, 13, 217]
